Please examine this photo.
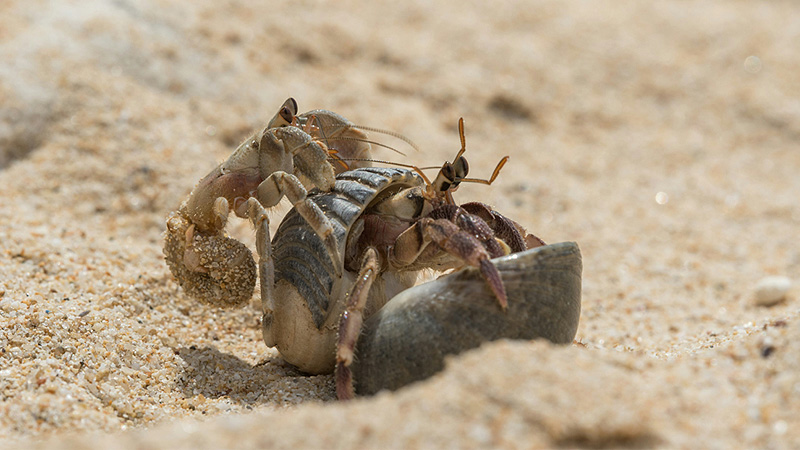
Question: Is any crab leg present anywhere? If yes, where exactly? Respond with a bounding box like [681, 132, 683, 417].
[266, 126, 336, 193]
[387, 215, 507, 309]
[251, 170, 341, 277]
[335, 248, 379, 400]
[423, 218, 507, 310]
[460, 202, 545, 252]
[244, 198, 280, 348]
[429, 203, 506, 258]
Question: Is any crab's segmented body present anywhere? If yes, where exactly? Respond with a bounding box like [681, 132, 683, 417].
[265, 167, 424, 374]
[261, 166, 582, 396]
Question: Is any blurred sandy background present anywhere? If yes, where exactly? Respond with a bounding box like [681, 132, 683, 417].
[1, 0, 799, 448]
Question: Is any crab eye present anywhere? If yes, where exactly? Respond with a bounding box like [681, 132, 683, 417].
[433, 165, 455, 192]
[278, 107, 294, 126]
[441, 164, 455, 181]
[455, 156, 469, 179]
[286, 98, 298, 115]
[250, 139, 259, 149]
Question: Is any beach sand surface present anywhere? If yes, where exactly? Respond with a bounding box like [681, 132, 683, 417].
[1, 1, 799, 448]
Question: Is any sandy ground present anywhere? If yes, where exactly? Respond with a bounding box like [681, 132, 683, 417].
[1, 0, 799, 448]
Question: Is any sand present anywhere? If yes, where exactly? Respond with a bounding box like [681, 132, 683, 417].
[1, 0, 799, 448]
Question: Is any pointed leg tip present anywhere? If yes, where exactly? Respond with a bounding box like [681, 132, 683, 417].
[492, 284, 508, 311]
[498, 295, 508, 311]
[478, 258, 508, 311]
[335, 363, 355, 401]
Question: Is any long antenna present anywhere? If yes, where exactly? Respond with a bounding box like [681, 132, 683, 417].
[322, 123, 420, 153]
[350, 124, 421, 153]
[304, 114, 409, 157]
[457, 156, 508, 185]
[322, 136, 407, 157]
[333, 157, 433, 186]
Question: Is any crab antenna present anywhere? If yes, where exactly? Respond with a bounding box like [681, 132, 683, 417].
[322, 136, 408, 157]
[326, 149, 351, 171]
[455, 117, 467, 161]
[321, 123, 420, 153]
[334, 158, 434, 186]
[350, 125, 420, 153]
[416, 165, 445, 170]
[457, 156, 509, 185]
[307, 115, 407, 156]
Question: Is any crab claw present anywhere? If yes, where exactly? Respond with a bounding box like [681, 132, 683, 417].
[164, 211, 257, 308]
[419, 218, 508, 310]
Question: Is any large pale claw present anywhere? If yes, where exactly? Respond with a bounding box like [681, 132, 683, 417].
[164, 212, 256, 308]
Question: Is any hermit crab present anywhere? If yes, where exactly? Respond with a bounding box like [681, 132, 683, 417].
[164, 98, 376, 308]
[165, 110, 582, 399]
[253, 120, 581, 399]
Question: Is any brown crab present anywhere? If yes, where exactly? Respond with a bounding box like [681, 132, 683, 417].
[332, 119, 545, 398]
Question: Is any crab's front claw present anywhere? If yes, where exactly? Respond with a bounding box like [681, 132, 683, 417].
[419, 217, 508, 310]
[164, 210, 257, 308]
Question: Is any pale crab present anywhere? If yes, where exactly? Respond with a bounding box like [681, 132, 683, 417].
[164, 98, 379, 308]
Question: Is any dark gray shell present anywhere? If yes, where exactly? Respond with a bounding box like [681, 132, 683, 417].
[350, 241, 582, 396]
[272, 167, 423, 328]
